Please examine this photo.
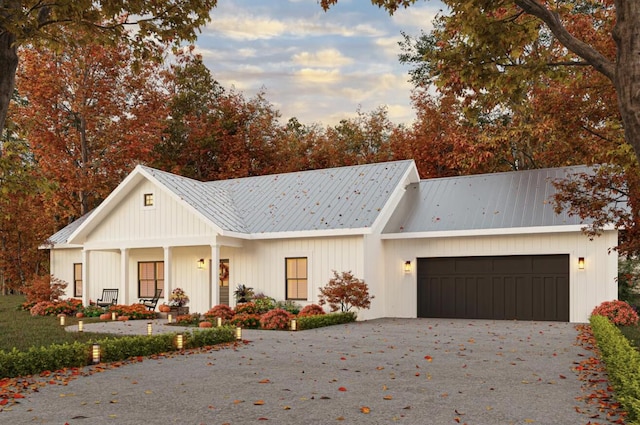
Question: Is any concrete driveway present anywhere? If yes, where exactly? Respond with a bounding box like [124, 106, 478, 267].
[1, 318, 607, 424]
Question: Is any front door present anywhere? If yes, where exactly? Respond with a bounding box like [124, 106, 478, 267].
[219, 259, 230, 306]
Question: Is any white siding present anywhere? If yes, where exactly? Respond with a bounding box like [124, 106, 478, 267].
[383, 231, 618, 323]
[221, 236, 364, 311]
[86, 180, 216, 245]
[50, 248, 82, 299]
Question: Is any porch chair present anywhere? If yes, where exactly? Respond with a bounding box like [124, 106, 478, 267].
[139, 288, 162, 311]
[96, 288, 119, 308]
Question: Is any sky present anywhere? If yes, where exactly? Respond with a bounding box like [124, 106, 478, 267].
[192, 0, 444, 127]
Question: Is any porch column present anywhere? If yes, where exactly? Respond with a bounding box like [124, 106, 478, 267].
[81, 249, 89, 307]
[164, 246, 172, 302]
[120, 248, 129, 305]
[210, 245, 220, 308]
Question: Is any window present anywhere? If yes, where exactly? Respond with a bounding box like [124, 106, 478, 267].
[286, 257, 308, 300]
[138, 261, 164, 298]
[143, 193, 154, 207]
[73, 263, 82, 297]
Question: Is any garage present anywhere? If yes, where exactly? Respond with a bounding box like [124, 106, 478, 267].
[417, 254, 569, 321]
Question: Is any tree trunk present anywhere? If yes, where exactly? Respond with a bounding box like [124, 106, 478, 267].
[613, 0, 640, 165]
[0, 30, 18, 140]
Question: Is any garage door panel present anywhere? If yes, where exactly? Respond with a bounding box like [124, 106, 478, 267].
[417, 255, 569, 322]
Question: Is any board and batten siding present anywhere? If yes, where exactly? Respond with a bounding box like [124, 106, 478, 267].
[86, 180, 217, 245]
[223, 236, 365, 311]
[51, 248, 82, 299]
[383, 231, 618, 323]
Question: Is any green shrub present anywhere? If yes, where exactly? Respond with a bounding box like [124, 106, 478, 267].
[253, 295, 276, 314]
[80, 304, 104, 317]
[590, 315, 640, 422]
[297, 312, 356, 330]
[275, 300, 301, 315]
[0, 329, 237, 379]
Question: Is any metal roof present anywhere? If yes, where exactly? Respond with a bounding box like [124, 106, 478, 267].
[47, 213, 90, 246]
[383, 166, 593, 234]
[211, 160, 416, 233]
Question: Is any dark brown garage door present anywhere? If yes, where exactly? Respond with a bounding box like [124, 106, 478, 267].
[417, 255, 569, 321]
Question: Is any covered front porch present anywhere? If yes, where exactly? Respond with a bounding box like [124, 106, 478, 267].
[80, 236, 243, 314]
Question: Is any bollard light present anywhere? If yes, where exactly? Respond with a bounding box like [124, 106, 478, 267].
[59, 315, 66, 326]
[111, 311, 116, 321]
[168, 314, 173, 323]
[78, 320, 84, 332]
[175, 333, 184, 350]
[92, 343, 101, 364]
[217, 317, 222, 327]
[290, 318, 297, 331]
[147, 322, 152, 335]
[235, 326, 242, 341]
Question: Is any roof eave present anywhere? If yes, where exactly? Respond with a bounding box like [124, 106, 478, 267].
[380, 224, 616, 240]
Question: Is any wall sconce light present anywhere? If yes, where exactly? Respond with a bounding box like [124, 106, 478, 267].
[92, 343, 101, 364]
[78, 320, 84, 332]
[290, 318, 297, 331]
[111, 311, 117, 321]
[236, 326, 243, 341]
[216, 317, 222, 327]
[578, 257, 585, 270]
[197, 258, 205, 270]
[175, 333, 184, 350]
[404, 260, 412, 273]
[147, 322, 153, 335]
[59, 315, 66, 326]
[168, 314, 173, 323]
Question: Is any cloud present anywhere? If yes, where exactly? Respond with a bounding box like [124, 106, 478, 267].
[294, 68, 342, 84]
[208, 15, 287, 40]
[292, 49, 353, 67]
[391, 5, 442, 32]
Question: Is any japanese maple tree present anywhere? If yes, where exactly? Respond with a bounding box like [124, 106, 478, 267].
[318, 270, 374, 312]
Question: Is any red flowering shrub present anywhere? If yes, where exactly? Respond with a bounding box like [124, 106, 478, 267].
[259, 308, 293, 330]
[591, 300, 639, 326]
[298, 304, 325, 317]
[108, 304, 156, 320]
[231, 312, 260, 328]
[29, 299, 81, 316]
[175, 313, 200, 325]
[204, 304, 235, 322]
[235, 302, 258, 315]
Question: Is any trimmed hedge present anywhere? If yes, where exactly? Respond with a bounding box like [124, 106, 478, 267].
[297, 311, 356, 330]
[0, 327, 236, 378]
[590, 315, 640, 422]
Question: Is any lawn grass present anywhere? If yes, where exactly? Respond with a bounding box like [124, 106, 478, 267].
[0, 294, 116, 352]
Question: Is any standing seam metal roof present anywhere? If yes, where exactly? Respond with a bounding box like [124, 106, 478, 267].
[383, 165, 593, 234]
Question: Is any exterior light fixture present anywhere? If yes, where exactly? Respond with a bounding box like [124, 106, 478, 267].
[578, 257, 585, 270]
[59, 315, 66, 326]
[216, 317, 222, 327]
[175, 333, 184, 350]
[235, 326, 242, 341]
[168, 314, 173, 323]
[147, 322, 153, 335]
[111, 312, 117, 321]
[78, 320, 84, 332]
[404, 260, 412, 273]
[197, 258, 205, 269]
[92, 343, 101, 364]
[290, 318, 297, 331]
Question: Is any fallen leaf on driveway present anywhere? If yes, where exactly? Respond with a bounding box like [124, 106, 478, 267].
[360, 406, 371, 414]
[254, 400, 265, 405]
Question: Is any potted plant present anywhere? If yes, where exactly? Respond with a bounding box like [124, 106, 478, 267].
[169, 288, 190, 315]
[233, 284, 254, 304]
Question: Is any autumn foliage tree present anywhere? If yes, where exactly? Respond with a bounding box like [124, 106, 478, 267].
[0, 0, 218, 135]
[318, 270, 374, 312]
[13, 34, 169, 223]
